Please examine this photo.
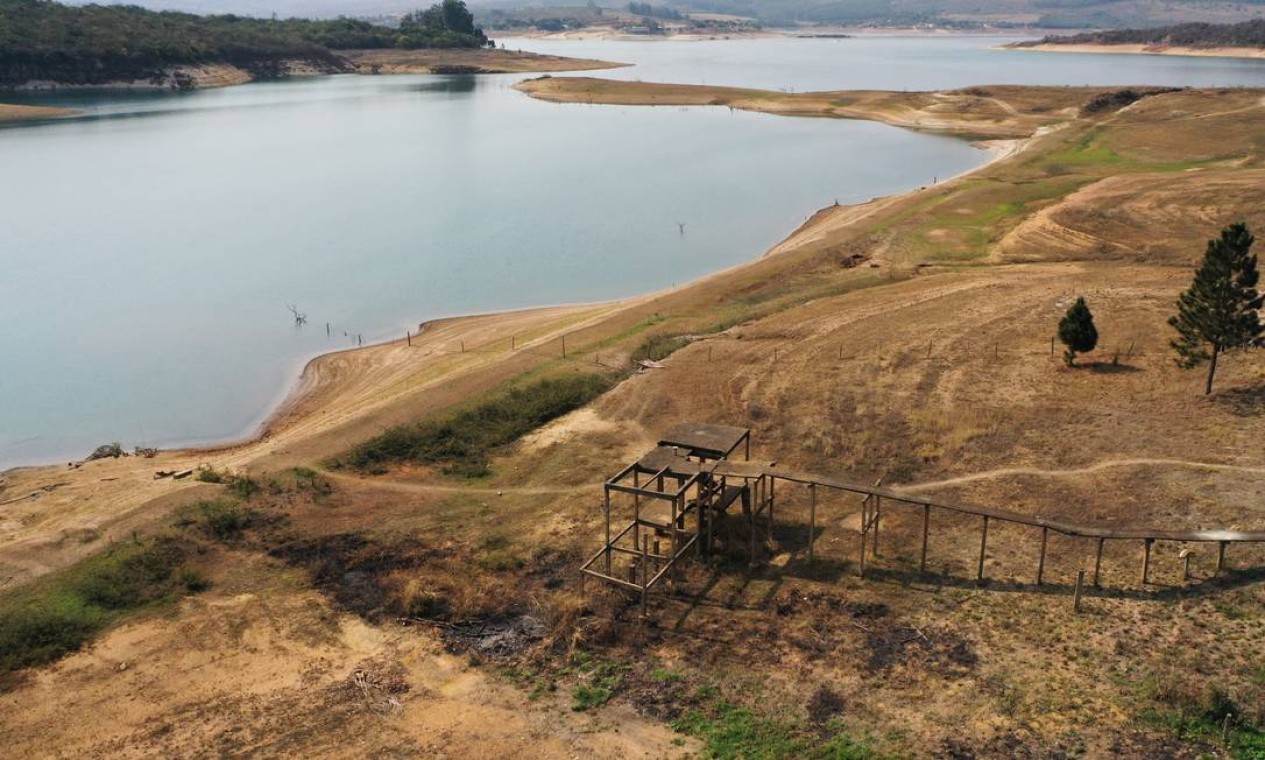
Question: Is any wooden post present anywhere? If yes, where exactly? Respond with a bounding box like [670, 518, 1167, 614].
[768, 476, 775, 536]
[749, 482, 758, 568]
[604, 489, 612, 574]
[1050, 336, 1055, 356]
[919, 503, 930, 572]
[858, 494, 868, 578]
[1217, 541, 1227, 576]
[977, 516, 989, 582]
[632, 471, 641, 571]
[1182, 549, 1192, 581]
[808, 483, 817, 563]
[407, 331, 411, 346]
[562, 336, 566, 358]
[1141, 538, 1154, 585]
[640, 541, 648, 614]
[460, 339, 465, 353]
[1036, 527, 1049, 585]
[1074, 569, 1085, 613]
[1223, 713, 1233, 746]
[708, 345, 713, 362]
[1093, 537, 1105, 588]
[838, 344, 843, 360]
[671, 494, 680, 580]
[873, 494, 881, 556]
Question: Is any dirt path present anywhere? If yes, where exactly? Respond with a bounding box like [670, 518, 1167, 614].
[903, 457, 1265, 493]
[326, 472, 600, 496]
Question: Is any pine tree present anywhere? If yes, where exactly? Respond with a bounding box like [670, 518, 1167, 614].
[1058, 296, 1098, 367]
[1169, 223, 1263, 395]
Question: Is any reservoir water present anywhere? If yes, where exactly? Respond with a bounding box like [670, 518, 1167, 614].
[3, 35, 1265, 469]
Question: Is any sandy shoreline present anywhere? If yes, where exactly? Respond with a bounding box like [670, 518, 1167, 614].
[1009, 42, 1265, 60]
[0, 103, 76, 123]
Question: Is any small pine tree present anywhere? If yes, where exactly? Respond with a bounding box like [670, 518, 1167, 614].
[1169, 223, 1263, 395]
[1058, 296, 1098, 367]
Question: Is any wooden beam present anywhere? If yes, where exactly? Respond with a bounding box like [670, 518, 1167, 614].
[604, 489, 612, 575]
[1217, 540, 1227, 576]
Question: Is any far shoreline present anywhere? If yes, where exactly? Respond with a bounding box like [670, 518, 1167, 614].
[1006, 41, 1265, 61]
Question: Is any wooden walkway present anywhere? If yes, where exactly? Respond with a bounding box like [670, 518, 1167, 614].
[583, 425, 1265, 608]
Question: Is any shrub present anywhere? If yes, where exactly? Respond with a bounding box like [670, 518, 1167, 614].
[339, 374, 612, 476]
[196, 500, 262, 542]
[0, 538, 193, 675]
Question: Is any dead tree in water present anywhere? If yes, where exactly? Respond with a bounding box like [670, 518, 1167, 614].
[287, 303, 308, 325]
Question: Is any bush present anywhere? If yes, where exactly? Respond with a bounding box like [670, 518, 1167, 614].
[196, 500, 262, 542]
[339, 374, 612, 477]
[0, 538, 194, 675]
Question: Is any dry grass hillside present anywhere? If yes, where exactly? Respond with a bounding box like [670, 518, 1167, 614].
[3, 82, 1265, 757]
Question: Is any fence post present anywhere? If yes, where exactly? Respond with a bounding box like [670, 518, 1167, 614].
[920, 503, 931, 572]
[1217, 541, 1228, 576]
[1141, 538, 1154, 585]
[977, 516, 989, 582]
[1037, 527, 1048, 585]
[808, 483, 817, 563]
[1074, 569, 1085, 613]
[1093, 537, 1105, 588]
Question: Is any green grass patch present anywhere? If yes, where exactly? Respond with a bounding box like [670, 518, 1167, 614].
[0, 536, 202, 677]
[633, 334, 691, 362]
[568, 651, 630, 712]
[672, 702, 880, 759]
[337, 373, 613, 477]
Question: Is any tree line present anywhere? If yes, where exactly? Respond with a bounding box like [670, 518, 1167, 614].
[0, 0, 491, 86]
[1030, 19, 1265, 49]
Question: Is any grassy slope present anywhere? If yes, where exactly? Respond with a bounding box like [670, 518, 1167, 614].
[4, 81, 1265, 756]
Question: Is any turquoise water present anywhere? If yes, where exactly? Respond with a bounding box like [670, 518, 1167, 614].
[3, 35, 1265, 469]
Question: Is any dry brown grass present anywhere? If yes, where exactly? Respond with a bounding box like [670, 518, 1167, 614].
[6, 79, 1265, 756]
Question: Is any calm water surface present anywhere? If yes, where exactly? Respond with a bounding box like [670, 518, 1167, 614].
[3, 36, 1265, 468]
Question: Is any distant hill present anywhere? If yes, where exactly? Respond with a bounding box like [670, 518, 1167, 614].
[47, 0, 1265, 29]
[1018, 19, 1265, 47]
[0, 0, 491, 88]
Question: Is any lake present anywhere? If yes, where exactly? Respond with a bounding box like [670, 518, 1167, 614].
[3, 34, 1265, 469]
